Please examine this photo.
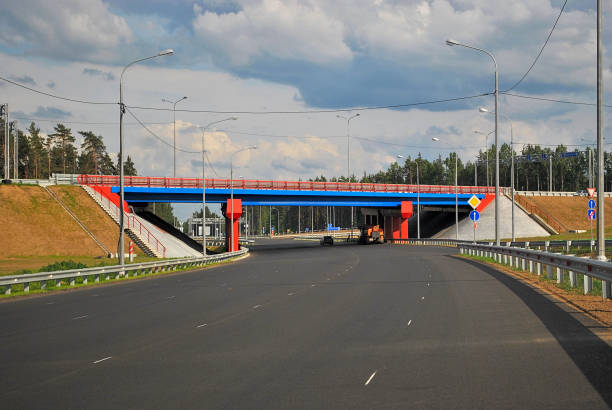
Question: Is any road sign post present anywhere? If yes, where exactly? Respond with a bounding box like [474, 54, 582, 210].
[588, 208, 596, 252]
[469, 210, 480, 244]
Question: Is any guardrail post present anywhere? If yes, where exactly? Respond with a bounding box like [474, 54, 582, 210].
[82, 275, 88, 285]
[41, 280, 47, 290]
[70, 276, 76, 287]
[4, 285, 10, 295]
[524, 241, 530, 250]
[546, 264, 553, 279]
[521, 256, 526, 271]
[556, 266, 563, 284]
[566, 241, 571, 254]
[23, 282, 29, 293]
[603, 281, 612, 300]
[535, 260, 541, 276]
[56, 278, 62, 288]
[95, 274, 100, 283]
[544, 241, 550, 252]
[528, 259, 534, 274]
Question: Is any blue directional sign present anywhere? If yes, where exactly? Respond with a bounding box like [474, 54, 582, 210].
[588, 199, 596, 209]
[470, 210, 480, 222]
[588, 209, 596, 220]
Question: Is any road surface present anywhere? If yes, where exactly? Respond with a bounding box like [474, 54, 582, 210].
[1, 239, 611, 409]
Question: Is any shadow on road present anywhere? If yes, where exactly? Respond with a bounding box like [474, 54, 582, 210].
[459, 257, 612, 407]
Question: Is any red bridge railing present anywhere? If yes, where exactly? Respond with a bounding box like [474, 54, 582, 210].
[78, 175, 498, 195]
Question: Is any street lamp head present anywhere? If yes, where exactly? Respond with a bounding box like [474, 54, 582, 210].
[182, 96, 188, 100]
[446, 39, 459, 46]
[158, 49, 174, 56]
[250, 145, 257, 150]
[230, 117, 238, 121]
[478, 107, 490, 113]
[397, 154, 404, 159]
[432, 137, 440, 142]
[355, 113, 360, 117]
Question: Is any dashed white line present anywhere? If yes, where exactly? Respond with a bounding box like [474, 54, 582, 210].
[407, 319, 412, 327]
[196, 323, 208, 328]
[73, 315, 88, 320]
[253, 305, 262, 309]
[311, 284, 316, 287]
[93, 356, 112, 364]
[287, 292, 295, 296]
[364, 371, 377, 386]
[165, 296, 176, 300]
[421, 296, 425, 301]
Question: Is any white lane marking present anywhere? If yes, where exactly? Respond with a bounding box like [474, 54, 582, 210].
[73, 315, 88, 320]
[287, 292, 295, 296]
[427, 283, 430, 286]
[407, 320, 412, 327]
[46, 302, 55, 305]
[311, 284, 316, 287]
[253, 305, 261, 309]
[93, 356, 112, 364]
[364, 371, 377, 386]
[421, 296, 425, 301]
[197, 323, 208, 328]
[165, 296, 176, 300]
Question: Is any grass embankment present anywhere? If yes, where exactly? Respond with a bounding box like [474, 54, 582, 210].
[0, 184, 144, 274]
[461, 253, 612, 327]
[0, 253, 247, 299]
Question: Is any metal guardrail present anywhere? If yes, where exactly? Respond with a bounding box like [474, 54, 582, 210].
[459, 243, 612, 299]
[0, 249, 248, 295]
[78, 174, 498, 195]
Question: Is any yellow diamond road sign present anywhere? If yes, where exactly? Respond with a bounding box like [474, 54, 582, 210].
[468, 195, 481, 210]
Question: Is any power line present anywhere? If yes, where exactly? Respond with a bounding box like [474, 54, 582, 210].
[502, 91, 612, 107]
[126, 93, 492, 114]
[503, 0, 568, 92]
[12, 116, 170, 126]
[124, 107, 200, 154]
[0, 75, 115, 105]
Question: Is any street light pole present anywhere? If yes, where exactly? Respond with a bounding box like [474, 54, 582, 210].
[430, 138, 459, 240]
[119, 49, 173, 266]
[162, 96, 187, 178]
[337, 113, 360, 233]
[479, 110, 515, 241]
[448, 39, 499, 244]
[229, 145, 257, 251]
[199, 117, 238, 256]
[597, 0, 605, 261]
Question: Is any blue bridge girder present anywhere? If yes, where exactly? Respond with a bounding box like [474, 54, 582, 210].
[112, 187, 485, 208]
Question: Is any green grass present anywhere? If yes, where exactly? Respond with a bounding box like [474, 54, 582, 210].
[0, 253, 247, 299]
[464, 253, 603, 297]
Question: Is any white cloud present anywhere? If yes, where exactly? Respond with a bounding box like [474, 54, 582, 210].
[0, 0, 132, 61]
[192, 0, 352, 65]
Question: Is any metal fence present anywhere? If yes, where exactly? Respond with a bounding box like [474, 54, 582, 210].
[0, 249, 248, 295]
[459, 243, 612, 300]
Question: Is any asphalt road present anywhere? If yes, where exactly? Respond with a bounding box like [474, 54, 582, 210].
[1, 239, 612, 409]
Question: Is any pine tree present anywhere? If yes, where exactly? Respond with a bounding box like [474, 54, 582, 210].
[79, 131, 106, 174]
[49, 123, 75, 174]
[27, 122, 45, 178]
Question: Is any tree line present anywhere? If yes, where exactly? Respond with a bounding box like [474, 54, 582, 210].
[0, 120, 137, 178]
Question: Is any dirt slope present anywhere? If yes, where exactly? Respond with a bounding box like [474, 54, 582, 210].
[49, 186, 143, 255]
[0, 185, 140, 273]
[525, 196, 612, 230]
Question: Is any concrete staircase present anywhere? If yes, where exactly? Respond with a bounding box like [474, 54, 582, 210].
[82, 185, 165, 257]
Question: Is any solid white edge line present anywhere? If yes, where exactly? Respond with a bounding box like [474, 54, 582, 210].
[364, 371, 377, 386]
[93, 356, 112, 364]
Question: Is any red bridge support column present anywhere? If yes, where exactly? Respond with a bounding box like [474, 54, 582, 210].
[222, 199, 242, 252]
[400, 201, 413, 240]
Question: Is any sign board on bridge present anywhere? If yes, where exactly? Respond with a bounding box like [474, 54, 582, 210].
[468, 195, 481, 210]
[587, 188, 596, 198]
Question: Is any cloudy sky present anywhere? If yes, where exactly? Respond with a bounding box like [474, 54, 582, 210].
[0, 0, 610, 218]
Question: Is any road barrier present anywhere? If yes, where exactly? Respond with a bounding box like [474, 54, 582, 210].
[458, 243, 612, 300]
[0, 249, 248, 296]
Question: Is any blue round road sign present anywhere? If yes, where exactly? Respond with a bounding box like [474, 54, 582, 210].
[470, 210, 480, 222]
[588, 209, 596, 220]
[588, 199, 596, 209]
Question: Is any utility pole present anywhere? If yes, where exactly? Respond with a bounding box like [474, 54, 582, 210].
[2, 104, 9, 180]
[549, 155, 553, 192]
[12, 121, 17, 179]
[596, 0, 607, 265]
